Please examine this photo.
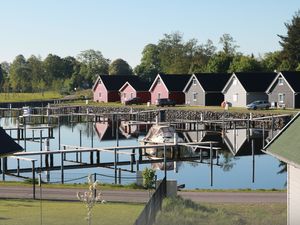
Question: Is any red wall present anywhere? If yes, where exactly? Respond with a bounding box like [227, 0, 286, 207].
[108, 91, 121, 102]
[137, 91, 151, 103]
[169, 92, 186, 105]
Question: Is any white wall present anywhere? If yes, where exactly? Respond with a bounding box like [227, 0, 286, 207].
[288, 164, 300, 225]
[224, 77, 247, 107]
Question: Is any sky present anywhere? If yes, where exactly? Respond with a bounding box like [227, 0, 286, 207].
[0, 0, 299, 67]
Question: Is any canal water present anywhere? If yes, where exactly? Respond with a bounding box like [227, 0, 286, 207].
[0, 117, 286, 190]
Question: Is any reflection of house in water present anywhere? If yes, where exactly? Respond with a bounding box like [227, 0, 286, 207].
[94, 122, 126, 141]
[223, 128, 266, 156]
[119, 121, 148, 139]
[151, 160, 182, 172]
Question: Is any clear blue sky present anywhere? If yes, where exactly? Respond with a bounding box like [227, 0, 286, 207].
[0, 0, 299, 67]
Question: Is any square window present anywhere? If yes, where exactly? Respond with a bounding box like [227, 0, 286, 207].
[233, 78, 237, 85]
[193, 78, 197, 85]
[158, 93, 161, 99]
[278, 77, 284, 85]
[98, 92, 101, 97]
[130, 93, 133, 98]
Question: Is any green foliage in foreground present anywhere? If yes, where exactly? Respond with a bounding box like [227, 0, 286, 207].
[0, 92, 62, 102]
[0, 199, 143, 225]
[154, 196, 286, 225]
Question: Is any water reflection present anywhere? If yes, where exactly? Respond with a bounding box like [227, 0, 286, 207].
[0, 117, 287, 189]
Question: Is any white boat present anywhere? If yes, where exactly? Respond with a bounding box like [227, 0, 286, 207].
[140, 125, 184, 156]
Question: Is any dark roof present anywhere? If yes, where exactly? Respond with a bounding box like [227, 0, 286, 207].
[280, 71, 300, 92]
[0, 127, 23, 156]
[194, 73, 230, 91]
[99, 75, 141, 91]
[125, 79, 150, 91]
[234, 72, 277, 92]
[264, 112, 300, 167]
[159, 74, 191, 91]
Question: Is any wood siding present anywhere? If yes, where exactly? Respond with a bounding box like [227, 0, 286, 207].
[150, 79, 169, 104]
[185, 81, 205, 106]
[93, 81, 108, 102]
[107, 91, 120, 102]
[288, 165, 300, 225]
[137, 92, 151, 103]
[268, 77, 295, 109]
[169, 92, 185, 105]
[223, 77, 247, 107]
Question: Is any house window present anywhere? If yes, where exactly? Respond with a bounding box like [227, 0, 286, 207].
[157, 78, 161, 84]
[98, 80, 102, 84]
[123, 93, 126, 98]
[233, 77, 237, 86]
[233, 93, 238, 102]
[193, 78, 197, 85]
[278, 77, 284, 86]
[98, 92, 101, 97]
[193, 92, 197, 101]
[278, 93, 285, 103]
[130, 92, 133, 98]
[158, 93, 161, 99]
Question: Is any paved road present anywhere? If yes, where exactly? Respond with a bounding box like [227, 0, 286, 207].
[0, 186, 286, 203]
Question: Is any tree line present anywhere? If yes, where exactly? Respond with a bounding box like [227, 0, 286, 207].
[0, 10, 299, 93]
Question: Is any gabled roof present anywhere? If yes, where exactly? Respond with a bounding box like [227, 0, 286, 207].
[149, 73, 191, 92]
[119, 79, 150, 92]
[0, 127, 23, 157]
[263, 112, 300, 168]
[184, 73, 230, 92]
[92, 75, 140, 91]
[280, 71, 300, 92]
[234, 72, 277, 92]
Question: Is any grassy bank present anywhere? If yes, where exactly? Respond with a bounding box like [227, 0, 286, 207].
[0, 199, 143, 225]
[0, 92, 62, 103]
[154, 197, 286, 225]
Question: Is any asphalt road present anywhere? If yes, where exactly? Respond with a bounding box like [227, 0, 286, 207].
[0, 186, 286, 203]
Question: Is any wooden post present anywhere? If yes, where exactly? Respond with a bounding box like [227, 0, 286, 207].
[1, 158, 5, 181]
[210, 142, 213, 187]
[114, 148, 117, 184]
[118, 168, 121, 184]
[262, 121, 265, 148]
[233, 122, 236, 153]
[93, 173, 97, 198]
[40, 130, 43, 169]
[58, 118, 61, 150]
[164, 145, 167, 181]
[252, 138, 255, 183]
[61, 152, 64, 184]
[32, 161, 36, 199]
[24, 118, 27, 151]
[90, 123, 94, 165]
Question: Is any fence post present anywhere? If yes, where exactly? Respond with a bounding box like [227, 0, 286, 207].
[32, 161, 36, 200]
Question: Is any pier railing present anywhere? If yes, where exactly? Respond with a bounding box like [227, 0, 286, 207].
[133, 177, 166, 225]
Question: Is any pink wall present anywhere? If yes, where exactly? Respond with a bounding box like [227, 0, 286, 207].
[120, 84, 136, 103]
[150, 80, 169, 104]
[93, 82, 108, 102]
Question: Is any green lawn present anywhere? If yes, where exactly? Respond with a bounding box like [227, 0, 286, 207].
[154, 197, 286, 225]
[0, 92, 62, 103]
[0, 199, 143, 225]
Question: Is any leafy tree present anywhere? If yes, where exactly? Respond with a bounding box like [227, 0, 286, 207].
[278, 10, 300, 70]
[142, 167, 156, 197]
[219, 33, 239, 55]
[9, 55, 32, 92]
[134, 44, 161, 81]
[77, 49, 110, 86]
[205, 52, 233, 73]
[229, 55, 263, 72]
[27, 55, 46, 91]
[261, 51, 282, 72]
[108, 58, 133, 75]
[43, 54, 65, 86]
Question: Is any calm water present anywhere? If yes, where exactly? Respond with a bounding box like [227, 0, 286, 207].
[0, 118, 286, 190]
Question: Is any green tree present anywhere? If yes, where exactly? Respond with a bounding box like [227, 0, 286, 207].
[43, 54, 65, 86]
[134, 44, 161, 81]
[219, 33, 239, 55]
[229, 55, 263, 72]
[9, 55, 32, 92]
[27, 55, 45, 92]
[261, 51, 282, 72]
[77, 49, 110, 86]
[109, 58, 133, 75]
[278, 10, 300, 70]
[142, 167, 156, 197]
[0, 65, 3, 91]
[205, 52, 233, 73]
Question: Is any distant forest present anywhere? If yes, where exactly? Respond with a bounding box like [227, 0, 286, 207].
[0, 10, 299, 94]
